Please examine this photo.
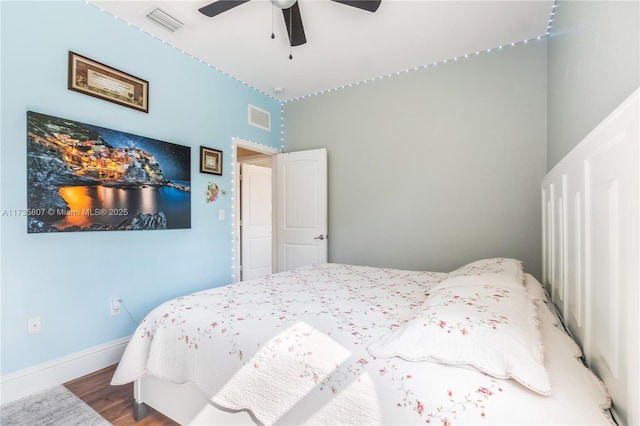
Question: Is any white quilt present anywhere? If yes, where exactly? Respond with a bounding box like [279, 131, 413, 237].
[112, 263, 612, 425]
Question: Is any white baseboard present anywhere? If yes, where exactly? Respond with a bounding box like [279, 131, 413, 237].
[0, 336, 130, 405]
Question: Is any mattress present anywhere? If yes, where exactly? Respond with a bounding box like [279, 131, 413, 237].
[112, 262, 612, 425]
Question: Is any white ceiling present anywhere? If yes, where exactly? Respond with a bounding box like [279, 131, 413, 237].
[87, 0, 555, 102]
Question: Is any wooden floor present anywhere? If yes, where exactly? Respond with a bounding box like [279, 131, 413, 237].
[64, 364, 179, 426]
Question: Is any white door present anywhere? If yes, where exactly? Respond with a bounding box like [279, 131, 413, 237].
[276, 148, 328, 272]
[241, 164, 273, 280]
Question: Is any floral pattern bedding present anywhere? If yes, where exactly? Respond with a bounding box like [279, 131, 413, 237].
[111, 263, 612, 425]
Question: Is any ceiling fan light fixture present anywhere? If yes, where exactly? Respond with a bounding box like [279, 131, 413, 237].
[271, 0, 297, 9]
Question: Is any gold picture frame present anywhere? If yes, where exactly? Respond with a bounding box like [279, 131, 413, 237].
[68, 51, 149, 113]
[200, 146, 223, 175]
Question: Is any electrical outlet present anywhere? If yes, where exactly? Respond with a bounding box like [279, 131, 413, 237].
[111, 298, 122, 316]
[28, 316, 41, 335]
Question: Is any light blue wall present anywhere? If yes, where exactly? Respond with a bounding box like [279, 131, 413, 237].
[0, 1, 281, 375]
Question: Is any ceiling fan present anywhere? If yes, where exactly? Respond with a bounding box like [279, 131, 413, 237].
[198, 0, 382, 47]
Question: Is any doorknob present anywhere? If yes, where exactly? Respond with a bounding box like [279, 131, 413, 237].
[314, 234, 325, 240]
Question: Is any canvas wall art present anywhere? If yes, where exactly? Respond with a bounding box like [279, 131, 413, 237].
[27, 111, 191, 233]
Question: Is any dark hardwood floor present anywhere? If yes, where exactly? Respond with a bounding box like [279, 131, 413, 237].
[64, 364, 179, 426]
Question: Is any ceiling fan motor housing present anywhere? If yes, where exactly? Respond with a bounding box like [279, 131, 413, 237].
[199, 0, 382, 47]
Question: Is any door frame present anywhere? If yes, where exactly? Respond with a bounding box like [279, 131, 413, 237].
[232, 138, 279, 282]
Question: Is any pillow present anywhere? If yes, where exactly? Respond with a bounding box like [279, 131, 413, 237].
[447, 257, 524, 285]
[524, 273, 548, 301]
[368, 274, 551, 395]
[434, 272, 524, 291]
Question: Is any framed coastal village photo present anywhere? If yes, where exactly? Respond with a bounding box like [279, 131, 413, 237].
[26, 111, 190, 233]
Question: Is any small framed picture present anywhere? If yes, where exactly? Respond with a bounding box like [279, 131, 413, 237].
[200, 146, 222, 175]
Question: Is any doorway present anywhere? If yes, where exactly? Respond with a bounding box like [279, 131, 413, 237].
[233, 139, 329, 282]
[233, 138, 278, 282]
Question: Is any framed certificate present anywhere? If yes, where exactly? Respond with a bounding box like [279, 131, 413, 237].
[68, 51, 149, 113]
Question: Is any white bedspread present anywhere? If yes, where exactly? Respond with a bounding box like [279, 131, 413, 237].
[112, 263, 611, 425]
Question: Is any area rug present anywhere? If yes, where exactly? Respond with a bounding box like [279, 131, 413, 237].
[0, 386, 111, 426]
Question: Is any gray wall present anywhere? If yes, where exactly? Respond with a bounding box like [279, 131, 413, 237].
[547, 0, 640, 170]
[283, 40, 547, 278]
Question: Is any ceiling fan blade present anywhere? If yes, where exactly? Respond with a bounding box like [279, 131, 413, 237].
[198, 0, 250, 17]
[330, 0, 381, 13]
[282, 2, 306, 46]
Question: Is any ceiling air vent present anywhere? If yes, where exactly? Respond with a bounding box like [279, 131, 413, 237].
[146, 7, 184, 32]
[248, 105, 271, 131]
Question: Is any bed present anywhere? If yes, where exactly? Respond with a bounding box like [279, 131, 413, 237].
[111, 260, 612, 425]
[111, 90, 638, 426]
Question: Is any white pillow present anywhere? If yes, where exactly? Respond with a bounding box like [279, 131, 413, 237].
[368, 274, 551, 395]
[447, 257, 524, 285]
[524, 272, 548, 301]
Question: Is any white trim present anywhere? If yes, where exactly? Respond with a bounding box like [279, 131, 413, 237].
[541, 88, 639, 426]
[233, 138, 279, 157]
[0, 336, 130, 404]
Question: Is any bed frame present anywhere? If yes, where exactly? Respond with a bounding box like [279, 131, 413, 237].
[131, 90, 639, 425]
[542, 89, 639, 426]
[133, 375, 256, 425]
